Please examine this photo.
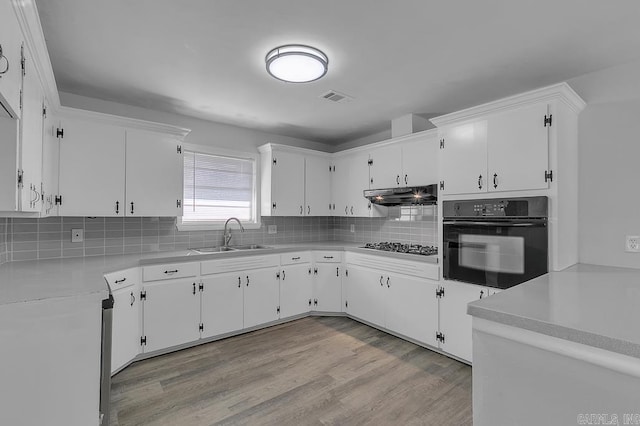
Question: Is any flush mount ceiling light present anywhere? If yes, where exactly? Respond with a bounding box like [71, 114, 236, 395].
[265, 44, 328, 83]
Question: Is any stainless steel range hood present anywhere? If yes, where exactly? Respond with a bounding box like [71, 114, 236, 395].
[364, 184, 438, 206]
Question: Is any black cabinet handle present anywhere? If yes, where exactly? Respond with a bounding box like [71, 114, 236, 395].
[323, 256, 333, 259]
[0, 45, 9, 75]
[314, 299, 318, 306]
[115, 278, 126, 284]
[164, 270, 178, 274]
[292, 256, 301, 261]
[404, 174, 408, 185]
[115, 201, 119, 214]
[480, 290, 485, 299]
[307, 206, 310, 215]
[379, 275, 384, 286]
[192, 283, 196, 295]
[493, 173, 498, 189]
[308, 299, 312, 307]
[130, 291, 135, 306]
[396, 175, 400, 185]
[387, 277, 390, 288]
[282, 270, 286, 280]
[336, 267, 339, 276]
[350, 206, 354, 215]
[478, 175, 483, 190]
[130, 202, 135, 214]
[300, 205, 303, 215]
[238, 276, 241, 288]
[246, 275, 249, 286]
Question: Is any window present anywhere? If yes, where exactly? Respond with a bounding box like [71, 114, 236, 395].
[180, 148, 259, 229]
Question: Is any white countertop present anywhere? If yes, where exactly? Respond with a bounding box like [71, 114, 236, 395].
[468, 263, 640, 359]
[0, 241, 438, 306]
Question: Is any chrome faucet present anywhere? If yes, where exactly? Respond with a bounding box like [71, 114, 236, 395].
[224, 217, 245, 247]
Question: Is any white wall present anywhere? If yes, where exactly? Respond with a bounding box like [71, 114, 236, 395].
[569, 59, 640, 268]
[59, 92, 333, 154]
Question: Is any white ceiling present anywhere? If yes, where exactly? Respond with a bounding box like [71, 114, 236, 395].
[35, 0, 640, 145]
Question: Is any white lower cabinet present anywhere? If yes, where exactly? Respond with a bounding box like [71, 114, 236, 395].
[279, 263, 313, 319]
[438, 280, 501, 362]
[385, 272, 439, 347]
[141, 278, 201, 353]
[345, 263, 439, 347]
[244, 267, 281, 328]
[312, 251, 343, 312]
[105, 268, 141, 375]
[279, 252, 313, 318]
[200, 272, 244, 339]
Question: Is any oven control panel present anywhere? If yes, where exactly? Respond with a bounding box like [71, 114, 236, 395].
[443, 196, 548, 218]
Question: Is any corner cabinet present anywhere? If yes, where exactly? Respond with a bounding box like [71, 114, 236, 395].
[0, 0, 24, 118]
[54, 108, 189, 216]
[259, 144, 331, 217]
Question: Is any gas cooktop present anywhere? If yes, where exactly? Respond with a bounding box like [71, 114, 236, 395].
[360, 242, 438, 256]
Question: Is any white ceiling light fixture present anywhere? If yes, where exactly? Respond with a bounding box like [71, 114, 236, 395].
[265, 44, 328, 83]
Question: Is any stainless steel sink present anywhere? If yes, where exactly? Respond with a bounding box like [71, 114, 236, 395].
[191, 246, 237, 254]
[231, 244, 271, 250]
[191, 244, 271, 254]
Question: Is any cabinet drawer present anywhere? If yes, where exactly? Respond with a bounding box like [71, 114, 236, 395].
[201, 254, 279, 275]
[280, 252, 311, 265]
[142, 262, 199, 282]
[345, 252, 439, 280]
[105, 268, 139, 291]
[313, 251, 343, 263]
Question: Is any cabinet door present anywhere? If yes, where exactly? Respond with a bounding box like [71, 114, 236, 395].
[125, 129, 183, 216]
[19, 46, 44, 212]
[385, 274, 438, 347]
[271, 150, 305, 216]
[304, 155, 331, 216]
[0, 1, 23, 118]
[40, 102, 58, 216]
[439, 280, 486, 362]
[348, 151, 375, 217]
[369, 144, 402, 188]
[244, 267, 280, 328]
[111, 286, 140, 374]
[142, 279, 201, 353]
[487, 102, 549, 192]
[401, 135, 438, 186]
[330, 155, 350, 216]
[58, 118, 125, 216]
[344, 265, 385, 327]
[201, 273, 244, 338]
[279, 264, 313, 319]
[439, 120, 488, 195]
[313, 263, 342, 312]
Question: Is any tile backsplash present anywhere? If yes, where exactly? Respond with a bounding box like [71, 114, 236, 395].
[1, 211, 437, 263]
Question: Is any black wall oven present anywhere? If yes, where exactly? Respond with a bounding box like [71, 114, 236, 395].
[443, 196, 548, 289]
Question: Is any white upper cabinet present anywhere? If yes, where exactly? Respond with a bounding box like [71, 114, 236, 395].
[401, 133, 439, 186]
[125, 129, 183, 217]
[438, 104, 550, 195]
[369, 144, 402, 188]
[0, 1, 24, 118]
[259, 144, 331, 217]
[369, 131, 439, 188]
[331, 150, 380, 217]
[304, 154, 331, 216]
[58, 117, 126, 216]
[487, 102, 550, 192]
[56, 110, 189, 217]
[19, 46, 45, 213]
[438, 120, 488, 195]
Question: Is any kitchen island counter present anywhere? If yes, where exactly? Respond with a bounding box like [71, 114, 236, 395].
[468, 263, 640, 358]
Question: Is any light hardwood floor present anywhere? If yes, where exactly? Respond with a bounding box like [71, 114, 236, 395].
[110, 316, 472, 425]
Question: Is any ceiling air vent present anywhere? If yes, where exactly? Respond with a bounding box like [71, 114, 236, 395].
[319, 90, 353, 103]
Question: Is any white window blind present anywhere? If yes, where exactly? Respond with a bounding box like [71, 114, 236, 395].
[183, 150, 257, 224]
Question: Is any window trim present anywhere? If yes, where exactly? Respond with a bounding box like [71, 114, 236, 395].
[177, 143, 261, 232]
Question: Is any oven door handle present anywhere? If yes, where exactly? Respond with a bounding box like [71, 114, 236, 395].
[442, 220, 543, 227]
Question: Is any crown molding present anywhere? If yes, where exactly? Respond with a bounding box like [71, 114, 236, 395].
[430, 82, 587, 128]
[58, 106, 191, 139]
[13, 0, 61, 109]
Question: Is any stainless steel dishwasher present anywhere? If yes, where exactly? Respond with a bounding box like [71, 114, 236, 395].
[99, 294, 114, 425]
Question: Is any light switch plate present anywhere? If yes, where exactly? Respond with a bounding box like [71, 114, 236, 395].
[268, 225, 277, 234]
[71, 229, 84, 243]
[625, 235, 639, 252]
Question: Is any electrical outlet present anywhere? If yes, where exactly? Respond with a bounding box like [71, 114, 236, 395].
[71, 228, 84, 243]
[350, 224, 355, 233]
[268, 225, 277, 234]
[626, 235, 640, 252]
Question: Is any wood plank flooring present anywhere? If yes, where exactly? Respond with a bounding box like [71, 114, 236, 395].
[110, 317, 472, 426]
